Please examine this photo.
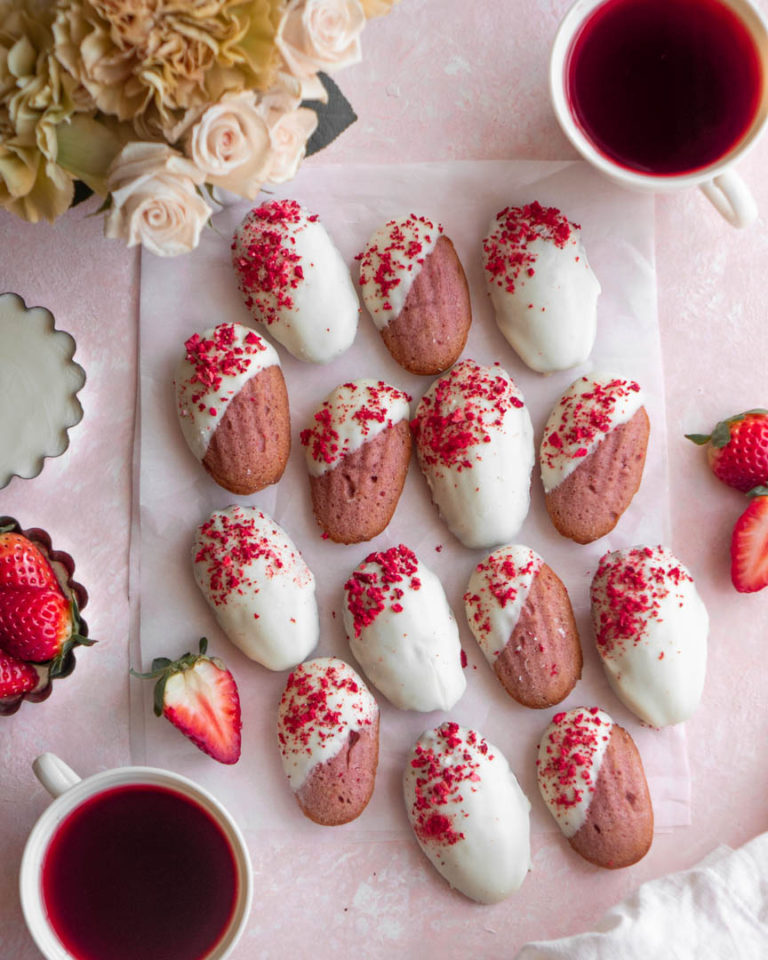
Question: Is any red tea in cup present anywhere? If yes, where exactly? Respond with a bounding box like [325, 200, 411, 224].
[566, 0, 764, 175]
[41, 784, 239, 960]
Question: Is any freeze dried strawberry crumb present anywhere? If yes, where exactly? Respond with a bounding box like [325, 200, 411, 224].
[301, 381, 411, 468]
[541, 377, 642, 475]
[538, 709, 610, 814]
[464, 548, 541, 640]
[591, 546, 693, 655]
[482, 202, 576, 295]
[344, 544, 421, 638]
[408, 723, 494, 848]
[411, 360, 526, 471]
[179, 323, 269, 413]
[232, 200, 318, 324]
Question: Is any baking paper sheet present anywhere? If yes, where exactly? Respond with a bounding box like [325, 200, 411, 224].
[133, 159, 688, 841]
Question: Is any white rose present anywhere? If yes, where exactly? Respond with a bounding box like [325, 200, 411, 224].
[255, 87, 318, 185]
[276, 0, 366, 79]
[104, 142, 212, 258]
[185, 91, 272, 200]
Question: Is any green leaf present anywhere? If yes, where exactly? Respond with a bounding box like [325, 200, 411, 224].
[685, 433, 711, 445]
[303, 73, 357, 157]
[747, 485, 768, 498]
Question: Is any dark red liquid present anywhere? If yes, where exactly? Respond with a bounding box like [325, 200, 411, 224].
[41, 785, 238, 960]
[567, 0, 763, 175]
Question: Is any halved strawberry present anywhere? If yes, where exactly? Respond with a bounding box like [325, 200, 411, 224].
[0, 587, 92, 673]
[0, 528, 59, 590]
[687, 410, 768, 493]
[0, 649, 40, 698]
[730, 488, 768, 593]
[132, 638, 241, 765]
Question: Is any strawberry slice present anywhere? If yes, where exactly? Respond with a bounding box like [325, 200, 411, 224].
[0, 586, 92, 672]
[0, 529, 60, 590]
[0, 649, 40, 698]
[132, 638, 241, 765]
[731, 488, 768, 593]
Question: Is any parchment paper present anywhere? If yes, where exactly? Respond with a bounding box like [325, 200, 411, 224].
[133, 159, 688, 841]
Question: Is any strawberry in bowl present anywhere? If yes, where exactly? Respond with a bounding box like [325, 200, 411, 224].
[0, 517, 92, 716]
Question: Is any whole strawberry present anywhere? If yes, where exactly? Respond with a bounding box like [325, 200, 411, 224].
[132, 638, 242, 765]
[731, 487, 768, 593]
[0, 587, 91, 674]
[0, 649, 40, 698]
[686, 409, 768, 492]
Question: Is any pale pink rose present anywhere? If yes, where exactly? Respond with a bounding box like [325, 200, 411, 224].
[265, 106, 318, 183]
[186, 91, 272, 200]
[105, 142, 211, 257]
[276, 0, 365, 79]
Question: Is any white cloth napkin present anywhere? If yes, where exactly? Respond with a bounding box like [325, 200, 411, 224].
[517, 834, 768, 960]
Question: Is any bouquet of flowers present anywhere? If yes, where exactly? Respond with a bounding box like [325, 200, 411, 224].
[0, 0, 397, 255]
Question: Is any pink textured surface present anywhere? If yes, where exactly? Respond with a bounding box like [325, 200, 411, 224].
[1, 0, 767, 956]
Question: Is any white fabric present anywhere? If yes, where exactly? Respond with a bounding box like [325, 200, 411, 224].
[517, 834, 768, 959]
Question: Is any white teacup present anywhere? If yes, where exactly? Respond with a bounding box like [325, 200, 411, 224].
[550, 0, 768, 227]
[20, 753, 253, 960]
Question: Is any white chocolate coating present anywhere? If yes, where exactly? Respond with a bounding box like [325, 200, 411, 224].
[174, 322, 280, 462]
[277, 657, 378, 791]
[537, 706, 614, 838]
[343, 544, 466, 712]
[404, 723, 531, 904]
[591, 545, 709, 727]
[0, 293, 85, 488]
[464, 545, 543, 665]
[232, 199, 359, 364]
[539, 372, 646, 493]
[482, 203, 600, 374]
[358, 214, 442, 329]
[192, 505, 318, 671]
[412, 359, 534, 549]
[300, 378, 411, 478]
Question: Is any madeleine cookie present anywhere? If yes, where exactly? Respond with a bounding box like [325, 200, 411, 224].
[357, 214, 471, 374]
[411, 359, 534, 549]
[404, 722, 531, 903]
[482, 202, 600, 374]
[343, 544, 466, 712]
[174, 323, 289, 495]
[192, 505, 318, 671]
[591, 546, 708, 727]
[540, 373, 649, 544]
[464, 545, 581, 708]
[300, 379, 411, 543]
[278, 658, 379, 826]
[537, 707, 653, 869]
[232, 199, 358, 363]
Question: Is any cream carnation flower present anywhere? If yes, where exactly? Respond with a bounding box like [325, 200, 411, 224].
[185, 91, 272, 200]
[276, 0, 365, 79]
[104, 142, 212, 257]
[53, 0, 284, 138]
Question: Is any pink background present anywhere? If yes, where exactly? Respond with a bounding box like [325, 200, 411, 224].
[1, 1, 767, 956]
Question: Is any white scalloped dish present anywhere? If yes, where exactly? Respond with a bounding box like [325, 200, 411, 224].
[0, 293, 85, 488]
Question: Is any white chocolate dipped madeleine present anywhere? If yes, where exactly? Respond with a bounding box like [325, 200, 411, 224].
[537, 706, 653, 869]
[277, 657, 379, 826]
[404, 722, 531, 903]
[590, 545, 708, 727]
[193, 505, 318, 671]
[343, 544, 466, 712]
[232, 199, 358, 363]
[482, 201, 600, 374]
[540, 372, 649, 544]
[411, 358, 534, 549]
[464, 544, 582, 708]
[300, 378, 411, 543]
[174, 322, 289, 495]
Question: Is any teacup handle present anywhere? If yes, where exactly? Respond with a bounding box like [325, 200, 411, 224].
[33, 753, 81, 798]
[700, 170, 758, 228]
